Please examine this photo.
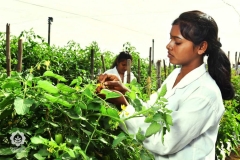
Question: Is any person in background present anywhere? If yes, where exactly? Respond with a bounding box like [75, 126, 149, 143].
[98, 10, 235, 160]
[104, 51, 136, 83]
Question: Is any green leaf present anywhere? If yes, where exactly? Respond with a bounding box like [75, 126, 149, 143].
[70, 79, 78, 86]
[236, 114, 240, 121]
[44, 93, 72, 108]
[82, 87, 93, 100]
[87, 102, 101, 111]
[98, 137, 108, 144]
[144, 114, 153, 123]
[0, 148, 14, 155]
[100, 89, 121, 99]
[158, 84, 167, 97]
[136, 128, 146, 143]
[67, 148, 75, 158]
[78, 101, 87, 109]
[165, 114, 173, 125]
[43, 71, 67, 82]
[70, 77, 82, 86]
[34, 153, 46, 160]
[140, 150, 154, 160]
[36, 148, 49, 157]
[132, 98, 142, 112]
[112, 132, 126, 147]
[14, 97, 34, 115]
[145, 122, 161, 137]
[164, 114, 173, 131]
[74, 105, 82, 116]
[15, 150, 28, 159]
[0, 95, 14, 110]
[31, 136, 47, 144]
[106, 108, 119, 118]
[81, 129, 91, 136]
[127, 91, 136, 99]
[57, 83, 75, 93]
[73, 146, 88, 160]
[153, 112, 164, 122]
[100, 105, 107, 114]
[159, 97, 168, 102]
[57, 106, 87, 121]
[37, 80, 59, 94]
[1, 79, 21, 89]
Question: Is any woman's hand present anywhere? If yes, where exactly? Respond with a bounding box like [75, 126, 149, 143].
[98, 73, 130, 94]
[96, 74, 130, 108]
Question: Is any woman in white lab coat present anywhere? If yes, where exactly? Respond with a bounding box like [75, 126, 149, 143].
[104, 51, 136, 83]
[98, 10, 235, 160]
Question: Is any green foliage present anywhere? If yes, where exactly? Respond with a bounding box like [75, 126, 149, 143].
[0, 29, 238, 159]
[216, 71, 240, 160]
[0, 69, 165, 159]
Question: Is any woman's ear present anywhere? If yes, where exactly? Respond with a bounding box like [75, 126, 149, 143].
[198, 41, 208, 55]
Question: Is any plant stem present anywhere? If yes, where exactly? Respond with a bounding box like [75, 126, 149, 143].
[84, 115, 102, 152]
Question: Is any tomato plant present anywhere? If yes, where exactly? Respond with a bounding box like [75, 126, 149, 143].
[0, 29, 238, 159]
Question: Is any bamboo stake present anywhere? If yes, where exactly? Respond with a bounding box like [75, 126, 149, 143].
[148, 47, 152, 77]
[238, 52, 240, 65]
[235, 51, 238, 71]
[137, 58, 140, 83]
[152, 39, 154, 65]
[237, 52, 240, 75]
[156, 60, 161, 89]
[146, 76, 151, 96]
[90, 49, 94, 80]
[163, 59, 166, 80]
[17, 39, 23, 72]
[127, 59, 131, 83]
[6, 23, 11, 77]
[101, 55, 106, 72]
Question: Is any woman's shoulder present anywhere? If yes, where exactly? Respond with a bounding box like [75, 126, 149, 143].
[104, 68, 116, 74]
[186, 72, 222, 102]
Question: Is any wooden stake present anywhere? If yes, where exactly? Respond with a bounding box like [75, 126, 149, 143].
[90, 49, 94, 80]
[163, 59, 166, 80]
[17, 39, 23, 72]
[137, 58, 140, 83]
[148, 47, 152, 77]
[127, 59, 131, 83]
[6, 23, 11, 77]
[235, 51, 238, 71]
[156, 60, 161, 89]
[101, 55, 106, 72]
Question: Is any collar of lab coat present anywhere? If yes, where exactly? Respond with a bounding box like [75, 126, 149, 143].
[111, 66, 122, 81]
[165, 63, 207, 98]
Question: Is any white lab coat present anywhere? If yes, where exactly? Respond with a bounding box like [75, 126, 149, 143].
[104, 66, 136, 83]
[121, 63, 225, 160]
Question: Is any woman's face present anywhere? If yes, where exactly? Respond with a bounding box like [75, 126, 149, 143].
[166, 25, 201, 66]
[116, 60, 128, 74]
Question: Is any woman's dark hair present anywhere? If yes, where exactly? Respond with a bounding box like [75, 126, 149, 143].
[111, 51, 133, 68]
[172, 10, 234, 100]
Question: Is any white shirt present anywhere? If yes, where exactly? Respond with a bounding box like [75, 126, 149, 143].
[104, 66, 136, 83]
[121, 63, 225, 160]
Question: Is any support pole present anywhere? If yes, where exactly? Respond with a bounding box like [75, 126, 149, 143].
[6, 23, 11, 77]
[48, 17, 53, 45]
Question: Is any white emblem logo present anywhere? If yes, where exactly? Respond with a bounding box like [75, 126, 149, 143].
[10, 130, 26, 147]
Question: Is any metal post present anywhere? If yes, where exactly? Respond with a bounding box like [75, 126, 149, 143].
[48, 17, 53, 45]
